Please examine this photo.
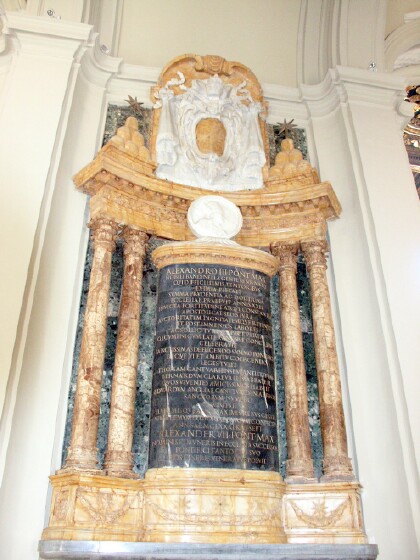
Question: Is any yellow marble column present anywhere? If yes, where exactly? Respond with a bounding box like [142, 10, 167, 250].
[301, 239, 354, 481]
[271, 242, 315, 483]
[64, 217, 119, 472]
[104, 227, 149, 478]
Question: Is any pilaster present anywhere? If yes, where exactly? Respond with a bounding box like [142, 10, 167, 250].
[0, 11, 94, 459]
[0, 12, 124, 560]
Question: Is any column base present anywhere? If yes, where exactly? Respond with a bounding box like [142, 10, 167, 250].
[57, 466, 103, 477]
[103, 468, 139, 479]
[285, 459, 317, 484]
[322, 457, 355, 482]
[63, 446, 99, 472]
[103, 450, 139, 479]
[320, 474, 356, 483]
[285, 476, 319, 484]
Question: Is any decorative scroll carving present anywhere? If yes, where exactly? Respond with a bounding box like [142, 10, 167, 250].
[289, 498, 349, 528]
[52, 490, 69, 522]
[145, 497, 282, 528]
[76, 488, 136, 525]
[194, 55, 234, 76]
[149, 53, 269, 172]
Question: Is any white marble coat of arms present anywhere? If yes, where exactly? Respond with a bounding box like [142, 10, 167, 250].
[154, 72, 266, 191]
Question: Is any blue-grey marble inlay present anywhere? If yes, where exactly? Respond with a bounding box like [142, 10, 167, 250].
[62, 105, 322, 478]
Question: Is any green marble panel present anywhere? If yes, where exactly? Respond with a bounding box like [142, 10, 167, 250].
[62, 105, 321, 479]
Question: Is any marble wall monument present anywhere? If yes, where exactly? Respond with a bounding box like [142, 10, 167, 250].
[40, 54, 371, 552]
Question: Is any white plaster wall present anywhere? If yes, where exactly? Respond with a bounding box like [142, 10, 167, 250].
[385, 0, 420, 36]
[116, 0, 301, 87]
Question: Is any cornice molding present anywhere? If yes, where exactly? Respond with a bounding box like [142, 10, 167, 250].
[264, 82, 308, 122]
[1, 11, 94, 57]
[301, 66, 408, 117]
[385, 19, 420, 72]
[118, 62, 160, 83]
[300, 71, 344, 118]
[335, 66, 407, 108]
[79, 34, 123, 88]
[3, 11, 93, 41]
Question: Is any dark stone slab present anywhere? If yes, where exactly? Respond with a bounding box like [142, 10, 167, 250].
[39, 540, 379, 560]
[148, 263, 279, 471]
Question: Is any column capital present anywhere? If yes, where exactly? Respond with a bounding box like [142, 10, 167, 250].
[88, 217, 119, 251]
[301, 239, 328, 271]
[122, 227, 149, 258]
[271, 241, 299, 272]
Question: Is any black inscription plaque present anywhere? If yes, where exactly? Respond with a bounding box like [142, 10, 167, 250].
[148, 263, 278, 470]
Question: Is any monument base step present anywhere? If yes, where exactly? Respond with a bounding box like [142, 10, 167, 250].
[39, 541, 379, 560]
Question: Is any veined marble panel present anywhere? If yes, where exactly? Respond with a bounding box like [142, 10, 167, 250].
[61, 105, 321, 479]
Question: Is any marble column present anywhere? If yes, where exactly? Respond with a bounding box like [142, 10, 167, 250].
[301, 239, 354, 481]
[104, 227, 149, 478]
[64, 217, 118, 471]
[271, 242, 315, 482]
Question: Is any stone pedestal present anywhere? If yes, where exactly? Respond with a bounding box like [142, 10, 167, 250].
[41, 472, 368, 549]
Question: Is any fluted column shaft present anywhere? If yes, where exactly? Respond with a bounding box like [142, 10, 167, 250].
[301, 239, 354, 481]
[104, 227, 149, 478]
[64, 218, 118, 471]
[272, 242, 315, 482]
